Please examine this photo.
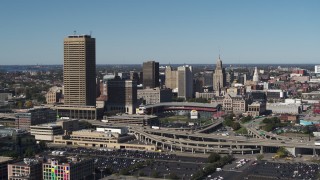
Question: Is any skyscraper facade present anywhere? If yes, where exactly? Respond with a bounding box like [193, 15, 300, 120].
[106, 77, 137, 114]
[177, 65, 193, 99]
[165, 66, 177, 90]
[142, 61, 159, 89]
[63, 35, 96, 106]
[213, 56, 226, 91]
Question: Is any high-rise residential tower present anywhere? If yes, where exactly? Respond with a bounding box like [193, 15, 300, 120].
[63, 35, 96, 106]
[213, 56, 226, 91]
[142, 61, 159, 89]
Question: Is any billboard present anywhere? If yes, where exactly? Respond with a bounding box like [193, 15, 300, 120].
[190, 110, 198, 119]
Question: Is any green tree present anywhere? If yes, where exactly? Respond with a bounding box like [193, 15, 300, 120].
[119, 168, 129, 175]
[223, 118, 233, 127]
[24, 147, 35, 158]
[256, 154, 264, 161]
[207, 152, 221, 163]
[168, 173, 180, 180]
[151, 171, 160, 178]
[232, 122, 241, 131]
[276, 147, 288, 158]
[39, 141, 47, 151]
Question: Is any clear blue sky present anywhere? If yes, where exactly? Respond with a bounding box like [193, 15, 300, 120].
[0, 0, 319, 65]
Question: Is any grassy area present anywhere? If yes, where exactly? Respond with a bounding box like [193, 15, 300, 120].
[159, 115, 212, 125]
[160, 115, 189, 123]
[235, 127, 248, 134]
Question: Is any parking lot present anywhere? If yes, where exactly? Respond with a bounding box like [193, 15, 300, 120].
[48, 147, 208, 179]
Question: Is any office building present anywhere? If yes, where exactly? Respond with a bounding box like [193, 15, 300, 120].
[63, 35, 96, 106]
[137, 88, 172, 105]
[142, 61, 159, 89]
[43, 157, 94, 180]
[46, 86, 63, 104]
[14, 107, 56, 131]
[8, 158, 42, 180]
[177, 65, 193, 99]
[213, 56, 226, 91]
[30, 124, 63, 142]
[165, 66, 177, 90]
[106, 77, 137, 114]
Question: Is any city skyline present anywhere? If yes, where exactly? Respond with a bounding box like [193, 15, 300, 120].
[0, 0, 319, 65]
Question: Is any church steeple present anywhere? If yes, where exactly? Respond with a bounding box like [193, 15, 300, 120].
[253, 67, 259, 82]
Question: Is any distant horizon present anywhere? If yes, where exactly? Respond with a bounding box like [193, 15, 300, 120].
[1, 63, 319, 66]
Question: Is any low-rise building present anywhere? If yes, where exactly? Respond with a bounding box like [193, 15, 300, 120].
[14, 107, 56, 131]
[52, 105, 103, 120]
[246, 101, 266, 117]
[267, 103, 302, 115]
[8, 158, 42, 180]
[0, 156, 13, 180]
[137, 88, 172, 105]
[53, 129, 156, 151]
[43, 157, 94, 180]
[96, 127, 128, 135]
[195, 92, 215, 100]
[30, 124, 63, 142]
[45, 86, 63, 104]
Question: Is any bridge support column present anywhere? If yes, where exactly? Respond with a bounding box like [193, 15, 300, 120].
[251, 150, 254, 154]
[162, 143, 164, 149]
[204, 149, 206, 154]
[260, 146, 263, 154]
[192, 148, 194, 154]
[171, 145, 172, 151]
[181, 147, 182, 152]
[242, 151, 244, 155]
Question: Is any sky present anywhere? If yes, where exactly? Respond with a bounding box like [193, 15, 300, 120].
[0, 0, 319, 65]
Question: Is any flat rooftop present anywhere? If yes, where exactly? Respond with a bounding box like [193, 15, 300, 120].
[0, 156, 13, 163]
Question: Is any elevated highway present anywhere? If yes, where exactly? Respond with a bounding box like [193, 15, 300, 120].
[130, 126, 320, 155]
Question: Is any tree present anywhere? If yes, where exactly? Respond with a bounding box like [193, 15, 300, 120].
[232, 122, 241, 131]
[39, 141, 47, 151]
[168, 173, 180, 180]
[25, 101, 33, 108]
[24, 147, 35, 158]
[256, 154, 264, 161]
[151, 171, 160, 178]
[207, 152, 221, 163]
[119, 168, 129, 175]
[223, 118, 233, 127]
[276, 147, 288, 158]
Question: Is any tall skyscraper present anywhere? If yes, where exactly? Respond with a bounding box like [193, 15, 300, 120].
[213, 56, 226, 91]
[177, 65, 193, 99]
[63, 35, 96, 106]
[142, 61, 159, 89]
